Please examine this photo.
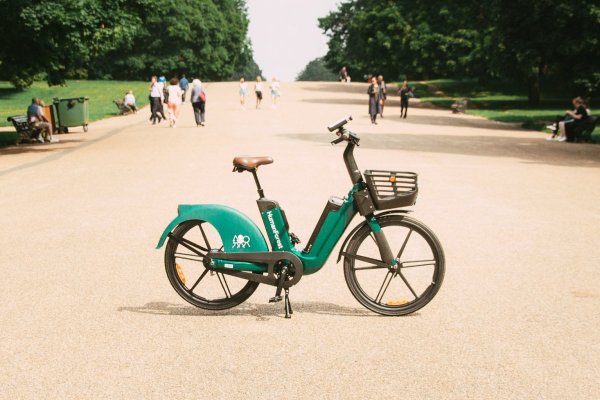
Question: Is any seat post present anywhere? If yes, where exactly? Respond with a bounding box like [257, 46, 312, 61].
[251, 169, 265, 199]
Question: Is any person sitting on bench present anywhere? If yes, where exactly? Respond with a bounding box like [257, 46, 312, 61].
[27, 98, 58, 143]
[555, 97, 589, 142]
[123, 90, 137, 113]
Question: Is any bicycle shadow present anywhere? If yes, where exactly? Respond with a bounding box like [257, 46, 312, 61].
[117, 301, 384, 320]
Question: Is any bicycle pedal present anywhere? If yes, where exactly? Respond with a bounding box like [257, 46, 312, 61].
[269, 296, 283, 303]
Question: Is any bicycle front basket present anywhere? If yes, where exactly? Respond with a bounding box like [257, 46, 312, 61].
[364, 170, 418, 210]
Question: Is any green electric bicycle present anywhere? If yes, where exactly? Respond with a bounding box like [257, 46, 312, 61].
[156, 116, 445, 318]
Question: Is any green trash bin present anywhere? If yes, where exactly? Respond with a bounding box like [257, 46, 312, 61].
[53, 97, 89, 133]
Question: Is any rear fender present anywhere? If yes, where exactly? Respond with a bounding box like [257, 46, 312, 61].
[156, 204, 268, 252]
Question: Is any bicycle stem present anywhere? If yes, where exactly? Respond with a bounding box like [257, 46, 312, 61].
[343, 139, 362, 185]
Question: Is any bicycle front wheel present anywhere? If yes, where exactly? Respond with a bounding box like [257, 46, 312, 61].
[343, 214, 445, 316]
[165, 220, 259, 310]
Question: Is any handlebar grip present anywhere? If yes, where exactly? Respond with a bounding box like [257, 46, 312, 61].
[327, 115, 353, 132]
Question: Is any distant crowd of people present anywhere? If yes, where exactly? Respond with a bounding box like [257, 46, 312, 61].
[21, 70, 591, 144]
[239, 75, 280, 110]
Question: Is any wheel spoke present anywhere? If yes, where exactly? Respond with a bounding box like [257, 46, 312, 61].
[169, 233, 209, 256]
[396, 229, 413, 259]
[174, 252, 204, 262]
[342, 252, 388, 268]
[397, 270, 419, 299]
[375, 271, 393, 303]
[401, 260, 436, 269]
[189, 269, 209, 292]
[217, 273, 232, 298]
[353, 265, 388, 271]
[198, 222, 211, 251]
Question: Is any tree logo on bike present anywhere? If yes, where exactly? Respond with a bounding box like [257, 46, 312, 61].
[232, 234, 251, 249]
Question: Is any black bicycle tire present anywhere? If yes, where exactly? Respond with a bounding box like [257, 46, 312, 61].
[343, 214, 445, 316]
[165, 220, 260, 310]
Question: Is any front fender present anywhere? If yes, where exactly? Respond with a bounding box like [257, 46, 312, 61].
[156, 204, 268, 252]
[336, 210, 411, 263]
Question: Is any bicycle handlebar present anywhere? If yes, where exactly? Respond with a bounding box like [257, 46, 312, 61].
[327, 115, 353, 132]
[329, 116, 360, 146]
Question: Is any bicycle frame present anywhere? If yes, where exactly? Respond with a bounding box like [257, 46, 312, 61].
[158, 118, 442, 319]
[206, 134, 397, 275]
[157, 127, 397, 281]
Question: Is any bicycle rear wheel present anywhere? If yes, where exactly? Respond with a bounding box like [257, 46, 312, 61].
[343, 214, 445, 316]
[165, 220, 259, 310]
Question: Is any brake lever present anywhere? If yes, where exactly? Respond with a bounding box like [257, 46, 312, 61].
[331, 136, 344, 145]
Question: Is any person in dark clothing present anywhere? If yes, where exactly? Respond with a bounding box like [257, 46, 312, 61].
[398, 80, 412, 119]
[148, 76, 164, 124]
[554, 97, 589, 142]
[367, 76, 379, 124]
[339, 66, 348, 82]
[190, 79, 206, 126]
[179, 75, 189, 103]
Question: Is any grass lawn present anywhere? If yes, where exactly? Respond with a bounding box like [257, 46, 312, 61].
[0, 80, 149, 127]
[396, 79, 599, 141]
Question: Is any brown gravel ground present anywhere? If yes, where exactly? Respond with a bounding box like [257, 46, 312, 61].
[1, 82, 599, 399]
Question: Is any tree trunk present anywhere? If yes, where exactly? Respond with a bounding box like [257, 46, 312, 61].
[527, 72, 541, 105]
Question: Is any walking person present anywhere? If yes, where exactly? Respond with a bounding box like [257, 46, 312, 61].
[167, 77, 183, 127]
[367, 76, 379, 124]
[191, 79, 206, 127]
[149, 76, 164, 124]
[377, 75, 387, 117]
[399, 80, 412, 119]
[270, 77, 280, 108]
[254, 76, 263, 109]
[239, 77, 248, 109]
[179, 75, 189, 103]
[339, 66, 349, 82]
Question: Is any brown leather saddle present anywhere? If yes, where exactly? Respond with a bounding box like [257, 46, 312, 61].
[232, 156, 274, 172]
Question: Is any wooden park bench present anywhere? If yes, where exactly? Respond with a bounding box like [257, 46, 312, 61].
[573, 115, 598, 142]
[113, 99, 134, 115]
[6, 115, 41, 144]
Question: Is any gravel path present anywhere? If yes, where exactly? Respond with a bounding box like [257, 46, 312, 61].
[1, 81, 599, 399]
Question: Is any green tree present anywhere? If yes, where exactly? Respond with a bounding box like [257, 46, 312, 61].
[0, 0, 261, 87]
[491, 0, 600, 103]
[296, 57, 338, 81]
[0, 0, 140, 88]
[318, 0, 488, 82]
[319, 0, 600, 103]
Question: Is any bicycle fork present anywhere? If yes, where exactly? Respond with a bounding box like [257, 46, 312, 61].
[368, 216, 396, 266]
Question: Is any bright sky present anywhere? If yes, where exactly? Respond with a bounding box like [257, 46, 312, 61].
[246, 0, 342, 82]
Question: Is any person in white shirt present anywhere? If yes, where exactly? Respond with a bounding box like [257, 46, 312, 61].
[123, 90, 137, 113]
[239, 77, 248, 109]
[254, 76, 263, 109]
[149, 76, 164, 124]
[270, 77, 280, 108]
[167, 77, 183, 127]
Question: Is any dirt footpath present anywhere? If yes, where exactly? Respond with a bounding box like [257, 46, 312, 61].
[1, 81, 599, 399]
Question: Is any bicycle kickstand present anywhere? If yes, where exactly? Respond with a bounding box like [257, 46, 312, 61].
[269, 266, 293, 319]
[284, 288, 293, 319]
